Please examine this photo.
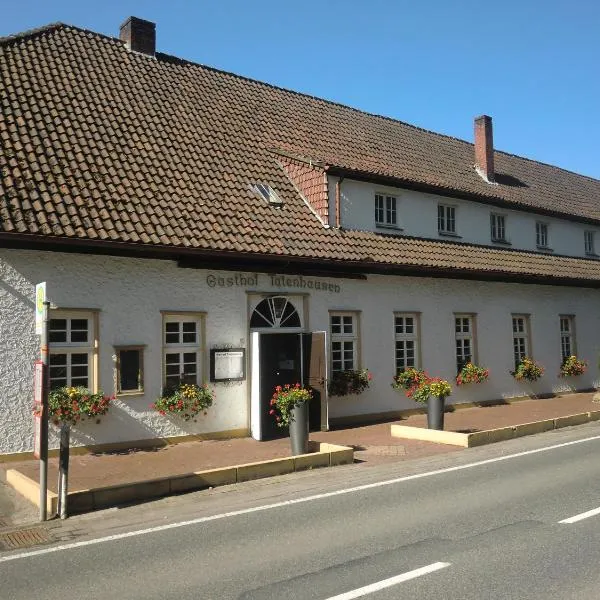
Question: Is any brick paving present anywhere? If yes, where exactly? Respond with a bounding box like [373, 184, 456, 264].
[2, 392, 599, 495]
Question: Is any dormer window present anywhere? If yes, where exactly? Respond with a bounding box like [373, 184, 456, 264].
[253, 183, 282, 206]
[438, 204, 456, 235]
[375, 194, 397, 227]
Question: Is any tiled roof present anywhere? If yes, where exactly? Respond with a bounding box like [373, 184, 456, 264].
[1, 23, 600, 285]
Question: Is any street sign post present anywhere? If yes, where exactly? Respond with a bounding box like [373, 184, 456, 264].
[32, 361, 44, 459]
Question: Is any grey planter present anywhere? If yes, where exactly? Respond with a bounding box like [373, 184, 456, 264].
[427, 395, 445, 430]
[289, 401, 309, 455]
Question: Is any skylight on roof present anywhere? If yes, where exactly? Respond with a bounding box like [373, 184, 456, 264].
[253, 183, 282, 206]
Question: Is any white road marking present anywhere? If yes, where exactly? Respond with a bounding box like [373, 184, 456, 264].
[1, 432, 600, 564]
[559, 506, 600, 524]
[322, 562, 451, 600]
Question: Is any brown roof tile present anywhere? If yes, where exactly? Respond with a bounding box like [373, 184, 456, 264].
[1, 24, 600, 285]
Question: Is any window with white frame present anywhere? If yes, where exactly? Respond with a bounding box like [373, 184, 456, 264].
[512, 314, 530, 367]
[490, 213, 506, 242]
[584, 231, 595, 255]
[536, 222, 549, 248]
[394, 313, 419, 373]
[455, 314, 475, 372]
[163, 313, 204, 389]
[374, 194, 397, 227]
[330, 312, 358, 373]
[438, 204, 456, 234]
[48, 311, 95, 390]
[560, 316, 575, 360]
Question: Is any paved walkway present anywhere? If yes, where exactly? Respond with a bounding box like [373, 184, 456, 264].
[0, 392, 598, 517]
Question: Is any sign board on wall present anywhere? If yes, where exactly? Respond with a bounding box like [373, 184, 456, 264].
[33, 361, 45, 459]
[210, 348, 246, 382]
[35, 282, 46, 335]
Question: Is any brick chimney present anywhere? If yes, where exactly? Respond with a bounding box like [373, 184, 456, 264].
[119, 17, 156, 56]
[474, 115, 495, 183]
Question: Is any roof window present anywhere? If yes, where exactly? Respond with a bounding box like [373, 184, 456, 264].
[253, 183, 282, 206]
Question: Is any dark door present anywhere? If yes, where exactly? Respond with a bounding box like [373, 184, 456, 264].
[259, 333, 302, 440]
[302, 332, 328, 431]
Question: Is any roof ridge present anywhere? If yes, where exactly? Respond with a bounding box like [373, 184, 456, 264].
[0, 21, 122, 48]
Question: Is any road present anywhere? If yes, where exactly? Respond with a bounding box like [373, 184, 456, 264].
[2, 424, 600, 599]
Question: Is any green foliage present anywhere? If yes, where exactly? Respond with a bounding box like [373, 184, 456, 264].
[152, 382, 214, 421]
[270, 384, 312, 428]
[328, 369, 372, 397]
[45, 386, 113, 426]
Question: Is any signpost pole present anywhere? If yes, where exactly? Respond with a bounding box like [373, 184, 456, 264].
[57, 424, 70, 519]
[39, 300, 50, 521]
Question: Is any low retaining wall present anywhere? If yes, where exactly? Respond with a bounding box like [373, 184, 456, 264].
[6, 441, 353, 515]
[391, 410, 600, 448]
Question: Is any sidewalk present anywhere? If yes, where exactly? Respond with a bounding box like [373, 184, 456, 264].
[1, 392, 598, 514]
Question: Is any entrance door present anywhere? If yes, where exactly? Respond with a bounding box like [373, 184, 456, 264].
[258, 333, 302, 440]
[302, 331, 328, 432]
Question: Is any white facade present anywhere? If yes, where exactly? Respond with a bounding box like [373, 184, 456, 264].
[329, 177, 600, 258]
[1, 247, 599, 456]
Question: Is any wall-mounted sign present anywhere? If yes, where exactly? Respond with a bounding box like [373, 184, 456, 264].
[33, 360, 45, 459]
[35, 282, 46, 335]
[206, 272, 341, 293]
[210, 348, 246, 382]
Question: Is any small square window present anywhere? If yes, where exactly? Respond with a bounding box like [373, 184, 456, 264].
[115, 346, 144, 395]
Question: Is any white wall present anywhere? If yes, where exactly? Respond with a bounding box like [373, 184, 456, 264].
[328, 176, 600, 258]
[1, 248, 599, 455]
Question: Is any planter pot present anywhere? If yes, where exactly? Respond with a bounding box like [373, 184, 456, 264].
[289, 401, 309, 455]
[427, 395, 445, 430]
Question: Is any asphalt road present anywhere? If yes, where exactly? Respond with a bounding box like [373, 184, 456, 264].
[3, 425, 600, 599]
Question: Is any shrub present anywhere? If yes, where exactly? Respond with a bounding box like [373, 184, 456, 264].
[46, 386, 113, 426]
[456, 363, 489, 385]
[392, 368, 428, 391]
[152, 382, 214, 421]
[328, 369, 372, 397]
[511, 357, 544, 382]
[407, 377, 452, 404]
[559, 355, 587, 377]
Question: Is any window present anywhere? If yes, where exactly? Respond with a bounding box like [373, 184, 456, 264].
[375, 194, 397, 227]
[455, 315, 475, 372]
[512, 315, 530, 368]
[330, 312, 359, 373]
[48, 311, 96, 390]
[584, 231, 596, 255]
[163, 313, 204, 389]
[536, 222, 549, 248]
[560, 316, 576, 360]
[490, 214, 506, 242]
[115, 346, 144, 395]
[394, 313, 419, 373]
[253, 183, 282, 206]
[438, 204, 456, 234]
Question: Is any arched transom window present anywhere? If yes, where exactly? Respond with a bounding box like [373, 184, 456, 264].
[250, 296, 301, 328]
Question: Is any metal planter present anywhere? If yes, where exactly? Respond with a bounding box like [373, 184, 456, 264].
[427, 395, 445, 430]
[289, 401, 309, 455]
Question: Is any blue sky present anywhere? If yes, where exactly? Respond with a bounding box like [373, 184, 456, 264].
[3, 0, 599, 179]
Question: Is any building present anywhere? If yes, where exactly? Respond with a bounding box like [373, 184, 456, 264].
[1, 17, 599, 457]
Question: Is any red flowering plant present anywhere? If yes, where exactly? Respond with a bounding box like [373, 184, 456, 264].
[392, 367, 428, 392]
[43, 386, 114, 426]
[456, 363, 489, 385]
[152, 382, 214, 422]
[270, 383, 312, 428]
[559, 355, 587, 378]
[328, 369, 372, 397]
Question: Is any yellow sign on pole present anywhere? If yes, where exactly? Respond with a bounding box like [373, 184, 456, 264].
[35, 282, 46, 335]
